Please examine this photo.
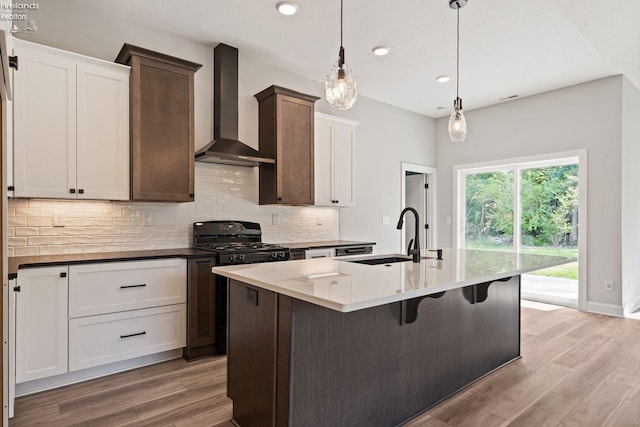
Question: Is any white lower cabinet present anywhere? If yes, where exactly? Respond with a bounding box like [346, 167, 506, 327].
[69, 259, 187, 318]
[15, 266, 69, 383]
[12, 258, 187, 397]
[69, 304, 186, 372]
[305, 248, 335, 259]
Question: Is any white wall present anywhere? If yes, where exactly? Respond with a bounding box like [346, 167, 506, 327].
[8, 1, 435, 255]
[621, 77, 640, 314]
[435, 76, 624, 314]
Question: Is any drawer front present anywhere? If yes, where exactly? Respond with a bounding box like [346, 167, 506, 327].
[69, 304, 186, 372]
[69, 259, 187, 318]
[305, 248, 335, 259]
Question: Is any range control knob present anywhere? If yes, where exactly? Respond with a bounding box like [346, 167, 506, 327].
[271, 252, 278, 259]
[278, 252, 287, 259]
[228, 255, 235, 262]
[237, 254, 246, 262]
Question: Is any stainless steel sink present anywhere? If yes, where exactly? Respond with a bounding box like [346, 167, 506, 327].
[345, 255, 413, 265]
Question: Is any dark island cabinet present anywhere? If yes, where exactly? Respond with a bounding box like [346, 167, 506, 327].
[254, 85, 319, 205]
[183, 257, 217, 360]
[115, 44, 202, 202]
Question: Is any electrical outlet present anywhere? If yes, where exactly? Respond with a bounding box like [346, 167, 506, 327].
[53, 210, 64, 227]
[246, 288, 258, 306]
[271, 214, 280, 225]
[382, 216, 390, 225]
[604, 280, 614, 292]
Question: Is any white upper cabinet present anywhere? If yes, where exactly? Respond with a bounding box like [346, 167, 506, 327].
[76, 63, 129, 200]
[314, 112, 358, 207]
[12, 39, 129, 200]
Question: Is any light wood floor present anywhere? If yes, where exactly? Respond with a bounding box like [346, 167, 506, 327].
[10, 304, 640, 426]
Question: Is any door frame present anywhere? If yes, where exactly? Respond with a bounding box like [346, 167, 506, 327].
[452, 150, 587, 311]
[400, 163, 437, 254]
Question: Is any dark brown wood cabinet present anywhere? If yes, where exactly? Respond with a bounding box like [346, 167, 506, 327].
[115, 44, 202, 202]
[183, 257, 217, 361]
[254, 85, 319, 205]
[227, 277, 521, 426]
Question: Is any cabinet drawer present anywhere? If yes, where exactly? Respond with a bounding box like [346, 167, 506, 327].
[69, 259, 187, 318]
[305, 248, 335, 259]
[69, 304, 186, 372]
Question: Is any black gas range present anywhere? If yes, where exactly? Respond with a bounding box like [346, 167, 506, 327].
[192, 221, 290, 354]
[193, 220, 290, 265]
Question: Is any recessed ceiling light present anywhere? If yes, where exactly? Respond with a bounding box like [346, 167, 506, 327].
[372, 46, 390, 56]
[436, 106, 447, 111]
[435, 75, 450, 83]
[276, 1, 298, 15]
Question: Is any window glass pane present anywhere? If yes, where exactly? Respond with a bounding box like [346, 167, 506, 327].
[464, 170, 514, 251]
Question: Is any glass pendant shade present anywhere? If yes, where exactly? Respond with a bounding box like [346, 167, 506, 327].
[448, 99, 467, 142]
[325, 54, 358, 110]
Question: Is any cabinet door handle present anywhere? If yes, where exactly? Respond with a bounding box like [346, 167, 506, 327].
[69, 188, 76, 194]
[120, 284, 147, 289]
[60, 272, 67, 278]
[120, 331, 146, 339]
[78, 189, 84, 194]
[277, 197, 282, 202]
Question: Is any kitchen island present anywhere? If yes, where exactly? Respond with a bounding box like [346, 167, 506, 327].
[212, 249, 573, 426]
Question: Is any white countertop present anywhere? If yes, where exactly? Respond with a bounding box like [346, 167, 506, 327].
[211, 249, 574, 312]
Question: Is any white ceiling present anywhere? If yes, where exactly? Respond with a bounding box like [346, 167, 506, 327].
[57, 0, 640, 118]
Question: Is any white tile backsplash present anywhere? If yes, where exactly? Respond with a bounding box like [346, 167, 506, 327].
[7, 163, 340, 257]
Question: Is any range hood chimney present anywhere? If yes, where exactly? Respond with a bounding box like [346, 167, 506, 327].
[195, 43, 274, 166]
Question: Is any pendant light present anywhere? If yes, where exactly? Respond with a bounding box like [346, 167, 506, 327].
[448, 0, 467, 142]
[324, 0, 358, 110]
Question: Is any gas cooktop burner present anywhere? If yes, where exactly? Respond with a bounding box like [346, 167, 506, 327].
[198, 242, 286, 252]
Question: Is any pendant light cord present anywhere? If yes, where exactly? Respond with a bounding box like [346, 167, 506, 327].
[340, 0, 344, 48]
[456, 6, 460, 101]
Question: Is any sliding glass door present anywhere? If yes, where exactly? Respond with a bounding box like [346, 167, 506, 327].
[461, 160, 579, 307]
[464, 170, 514, 251]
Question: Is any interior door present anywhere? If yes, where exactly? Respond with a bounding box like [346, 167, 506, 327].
[405, 173, 427, 251]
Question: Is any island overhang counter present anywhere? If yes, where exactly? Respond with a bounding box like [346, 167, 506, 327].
[212, 249, 573, 426]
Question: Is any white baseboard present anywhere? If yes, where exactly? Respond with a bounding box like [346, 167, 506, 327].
[586, 301, 624, 317]
[623, 294, 640, 316]
[15, 349, 183, 397]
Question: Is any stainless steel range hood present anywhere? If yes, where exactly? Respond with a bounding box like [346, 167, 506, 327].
[195, 43, 274, 167]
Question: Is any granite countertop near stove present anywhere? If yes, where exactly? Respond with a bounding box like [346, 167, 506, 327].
[8, 248, 214, 278]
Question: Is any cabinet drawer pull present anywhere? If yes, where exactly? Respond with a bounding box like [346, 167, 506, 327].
[78, 189, 85, 194]
[69, 188, 76, 194]
[120, 331, 146, 339]
[120, 284, 147, 289]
